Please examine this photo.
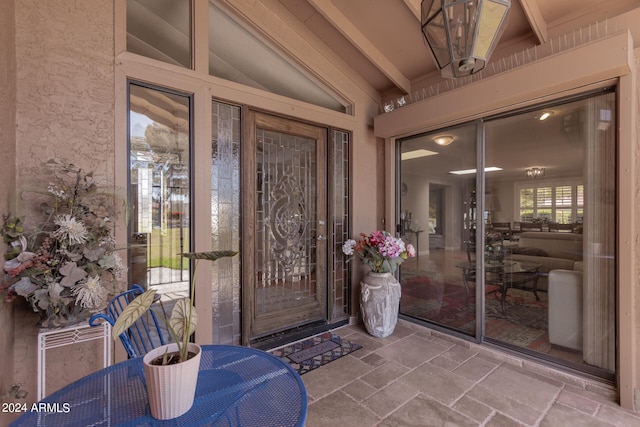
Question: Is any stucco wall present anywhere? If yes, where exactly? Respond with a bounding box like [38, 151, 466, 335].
[12, 0, 115, 404]
[0, 0, 17, 424]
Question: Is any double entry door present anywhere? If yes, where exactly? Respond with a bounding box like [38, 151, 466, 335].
[243, 111, 328, 341]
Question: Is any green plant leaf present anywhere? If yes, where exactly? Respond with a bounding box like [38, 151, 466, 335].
[111, 289, 157, 339]
[169, 298, 198, 342]
[109, 250, 237, 360]
[181, 250, 237, 261]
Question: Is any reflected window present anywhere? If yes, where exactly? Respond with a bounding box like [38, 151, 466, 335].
[127, 0, 192, 68]
[517, 183, 583, 223]
[208, 0, 348, 113]
[128, 82, 191, 301]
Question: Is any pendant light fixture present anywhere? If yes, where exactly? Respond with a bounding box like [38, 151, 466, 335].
[421, 0, 511, 79]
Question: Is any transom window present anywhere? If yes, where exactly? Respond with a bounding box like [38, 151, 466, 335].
[126, 0, 349, 112]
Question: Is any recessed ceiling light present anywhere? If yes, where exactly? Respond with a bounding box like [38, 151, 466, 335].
[539, 111, 553, 121]
[449, 167, 503, 175]
[401, 149, 439, 160]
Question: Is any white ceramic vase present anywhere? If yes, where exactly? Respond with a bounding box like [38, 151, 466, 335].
[143, 342, 202, 420]
[360, 272, 401, 338]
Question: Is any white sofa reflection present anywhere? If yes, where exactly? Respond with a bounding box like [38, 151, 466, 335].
[548, 267, 583, 351]
[509, 231, 583, 291]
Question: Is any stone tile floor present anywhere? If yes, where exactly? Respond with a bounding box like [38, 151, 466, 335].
[301, 320, 640, 426]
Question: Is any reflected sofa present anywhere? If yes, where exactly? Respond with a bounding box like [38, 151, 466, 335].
[509, 231, 583, 290]
[548, 269, 583, 350]
[507, 231, 585, 351]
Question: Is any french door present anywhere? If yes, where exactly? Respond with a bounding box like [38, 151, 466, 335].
[243, 111, 328, 340]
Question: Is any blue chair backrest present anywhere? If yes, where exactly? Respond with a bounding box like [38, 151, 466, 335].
[89, 284, 168, 358]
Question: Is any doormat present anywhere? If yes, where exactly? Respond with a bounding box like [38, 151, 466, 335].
[270, 332, 362, 375]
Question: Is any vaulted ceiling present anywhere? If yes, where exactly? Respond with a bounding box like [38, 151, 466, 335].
[276, 0, 640, 100]
[129, 1, 640, 111]
[127, 1, 637, 182]
[266, 1, 632, 182]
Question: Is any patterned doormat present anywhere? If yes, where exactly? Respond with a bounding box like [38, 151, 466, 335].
[270, 332, 362, 375]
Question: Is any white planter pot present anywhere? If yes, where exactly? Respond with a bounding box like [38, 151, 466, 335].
[360, 272, 401, 338]
[143, 342, 202, 420]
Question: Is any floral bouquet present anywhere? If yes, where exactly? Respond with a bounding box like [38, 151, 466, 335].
[342, 230, 415, 274]
[1, 160, 126, 326]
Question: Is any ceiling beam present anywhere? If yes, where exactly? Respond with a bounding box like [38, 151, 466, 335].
[130, 94, 189, 133]
[308, 0, 412, 94]
[520, 0, 548, 44]
[402, 0, 420, 21]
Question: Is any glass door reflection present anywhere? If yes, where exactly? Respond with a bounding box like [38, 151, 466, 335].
[399, 123, 478, 336]
[128, 83, 191, 304]
[398, 90, 616, 380]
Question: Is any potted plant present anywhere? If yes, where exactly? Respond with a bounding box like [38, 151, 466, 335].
[342, 231, 415, 337]
[112, 250, 237, 420]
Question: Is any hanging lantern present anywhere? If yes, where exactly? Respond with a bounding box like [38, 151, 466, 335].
[421, 0, 510, 78]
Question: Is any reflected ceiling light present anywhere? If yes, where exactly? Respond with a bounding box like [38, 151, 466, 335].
[421, 0, 511, 79]
[449, 166, 502, 175]
[433, 135, 454, 146]
[526, 167, 545, 178]
[401, 149, 439, 160]
[538, 111, 553, 121]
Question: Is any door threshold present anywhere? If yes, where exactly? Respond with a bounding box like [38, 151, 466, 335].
[250, 319, 349, 351]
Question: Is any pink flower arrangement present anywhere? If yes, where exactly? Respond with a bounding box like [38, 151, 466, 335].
[342, 230, 415, 273]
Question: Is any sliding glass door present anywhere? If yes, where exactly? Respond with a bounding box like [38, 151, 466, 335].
[398, 89, 616, 379]
[398, 122, 478, 337]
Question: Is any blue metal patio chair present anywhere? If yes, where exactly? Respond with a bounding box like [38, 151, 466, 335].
[89, 284, 168, 358]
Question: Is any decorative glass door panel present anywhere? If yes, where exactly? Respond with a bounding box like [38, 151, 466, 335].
[245, 112, 327, 339]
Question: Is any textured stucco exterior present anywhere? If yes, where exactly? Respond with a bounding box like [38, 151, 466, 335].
[6, 0, 116, 415]
[14, 0, 115, 176]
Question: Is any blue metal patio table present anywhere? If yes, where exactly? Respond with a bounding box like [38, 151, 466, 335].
[11, 345, 307, 427]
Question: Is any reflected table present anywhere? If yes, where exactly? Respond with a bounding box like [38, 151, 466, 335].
[456, 260, 542, 314]
[11, 345, 307, 427]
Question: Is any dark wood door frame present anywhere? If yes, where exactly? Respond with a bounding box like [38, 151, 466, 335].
[242, 110, 328, 345]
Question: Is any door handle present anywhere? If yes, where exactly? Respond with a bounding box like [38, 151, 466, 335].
[317, 235, 326, 241]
